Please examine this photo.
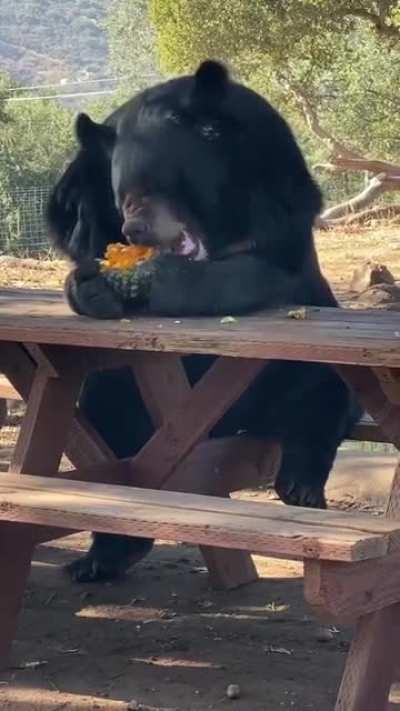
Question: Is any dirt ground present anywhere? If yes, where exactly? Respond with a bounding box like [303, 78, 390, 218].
[0, 533, 353, 711]
[1, 224, 400, 710]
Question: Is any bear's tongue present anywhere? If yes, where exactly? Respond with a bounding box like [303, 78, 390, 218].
[173, 230, 208, 261]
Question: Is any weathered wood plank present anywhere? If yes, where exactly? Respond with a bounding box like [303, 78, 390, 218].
[0, 474, 396, 562]
[324, 455, 400, 710]
[334, 605, 400, 711]
[131, 357, 265, 488]
[337, 364, 400, 448]
[304, 550, 400, 622]
[0, 343, 118, 472]
[0, 523, 36, 666]
[130, 352, 260, 588]
[1, 288, 400, 366]
[1, 471, 399, 538]
[9, 368, 81, 476]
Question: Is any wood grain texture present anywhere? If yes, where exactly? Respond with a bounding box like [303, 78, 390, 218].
[131, 357, 265, 488]
[0, 474, 397, 562]
[304, 550, 400, 622]
[1, 288, 400, 366]
[334, 605, 400, 711]
[337, 364, 400, 448]
[0, 523, 35, 667]
[132, 353, 259, 590]
[330, 442, 400, 709]
[0, 343, 118, 472]
[9, 368, 81, 476]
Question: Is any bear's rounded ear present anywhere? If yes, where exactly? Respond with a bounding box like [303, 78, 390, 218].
[193, 60, 229, 102]
[75, 113, 116, 154]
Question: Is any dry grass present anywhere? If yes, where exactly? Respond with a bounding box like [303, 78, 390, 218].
[0, 224, 398, 297]
[315, 223, 400, 300]
[316, 225, 400, 306]
[0, 255, 68, 289]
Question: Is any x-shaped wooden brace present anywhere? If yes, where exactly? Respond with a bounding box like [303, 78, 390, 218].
[0, 341, 281, 593]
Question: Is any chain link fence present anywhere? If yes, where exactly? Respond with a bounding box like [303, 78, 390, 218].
[0, 185, 53, 256]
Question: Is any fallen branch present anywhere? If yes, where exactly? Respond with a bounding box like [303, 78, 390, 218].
[317, 204, 400, 229]
[319, 174, 389, 222]
[332, 157, 400, 175]
[315, 158, 400, 176]
[283, 75, 400, 227]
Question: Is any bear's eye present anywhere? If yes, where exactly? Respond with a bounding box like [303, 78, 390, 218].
[165, 110, 181, 125]
[198, 122, 220, 140]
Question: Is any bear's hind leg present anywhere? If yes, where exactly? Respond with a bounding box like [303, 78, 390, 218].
[66, 368, 156, 582]
[275, 368, 360, 509]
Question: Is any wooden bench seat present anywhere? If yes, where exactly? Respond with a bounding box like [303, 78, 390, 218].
[1, 473, 399, 563]
[2, 472, 400, 634]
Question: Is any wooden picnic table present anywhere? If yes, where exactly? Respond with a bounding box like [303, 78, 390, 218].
[1, 286, 400, 710]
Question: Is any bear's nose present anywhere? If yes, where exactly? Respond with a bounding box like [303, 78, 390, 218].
[122, 216, 153, 245]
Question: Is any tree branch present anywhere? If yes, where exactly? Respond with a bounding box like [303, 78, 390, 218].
[319, 203, 400, 228]
[342, 7, 400, 41]
[285, 81, 363, 159]
[331, 157, 400, 175]
[320, 175, 388, 221]
[316, 173, 400, 227]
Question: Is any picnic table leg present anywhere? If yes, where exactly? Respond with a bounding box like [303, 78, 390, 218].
[0, 524, 35, 667]
[0, 348, 84, 664]
[131, 353, 264, 589]
[9, 366, 83, 475]
[334, 605, 400, 711]
[334, 460, 400, 710]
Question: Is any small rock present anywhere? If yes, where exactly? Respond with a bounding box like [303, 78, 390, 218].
[316, 626, 334, 642]
[226, 683, 241, 699]
[350, 260, 395, 293]
[355, 283, 400, 309]
[127, 700, 140, 710]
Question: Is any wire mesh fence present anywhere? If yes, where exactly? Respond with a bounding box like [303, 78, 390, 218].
[0, 184, 53, 256]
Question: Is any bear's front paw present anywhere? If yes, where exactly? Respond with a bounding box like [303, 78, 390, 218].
[65, 262, 125, 319]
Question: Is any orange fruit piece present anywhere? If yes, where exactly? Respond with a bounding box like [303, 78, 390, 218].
[101, 243, 155, 270]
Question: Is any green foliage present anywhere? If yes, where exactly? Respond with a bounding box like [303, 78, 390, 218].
[1, 95, 73, 188]
[103, 0, 161, 97]
[150, 0, 400, 75]
[0, 78, 75, 252]
[150, 0, 400, 205]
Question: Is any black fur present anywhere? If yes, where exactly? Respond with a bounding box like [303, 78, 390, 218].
[48, 61, 360, 583]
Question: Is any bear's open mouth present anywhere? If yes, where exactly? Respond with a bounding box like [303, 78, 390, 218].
[171, 229, 208, 261]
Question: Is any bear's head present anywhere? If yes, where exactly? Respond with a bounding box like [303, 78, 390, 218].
[74, 60, 320, 265]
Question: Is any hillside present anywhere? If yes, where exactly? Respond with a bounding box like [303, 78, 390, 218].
[0, 0, 110, 85]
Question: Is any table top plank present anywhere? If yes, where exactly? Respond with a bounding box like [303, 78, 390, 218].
[0, 473, 398, 562]
[0, 288, 399, 367]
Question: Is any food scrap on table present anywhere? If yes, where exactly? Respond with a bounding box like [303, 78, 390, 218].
[287, 307, 307, 320]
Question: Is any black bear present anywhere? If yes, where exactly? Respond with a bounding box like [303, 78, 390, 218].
[47, 60, 360, 582]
